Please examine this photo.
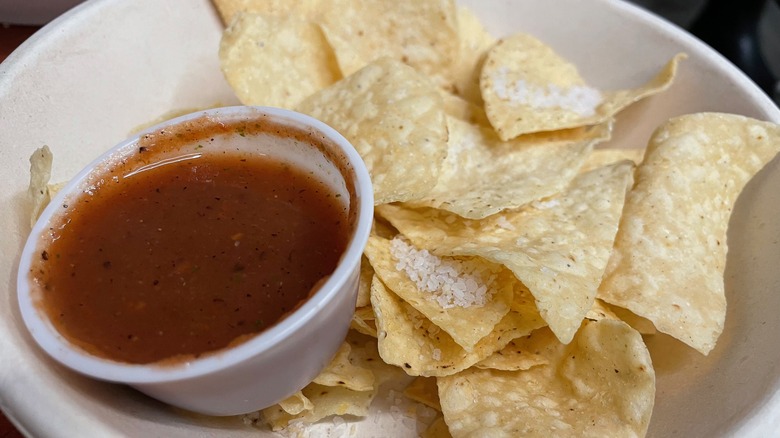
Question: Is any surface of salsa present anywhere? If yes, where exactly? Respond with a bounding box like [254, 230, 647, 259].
[32, 150, 350, 364]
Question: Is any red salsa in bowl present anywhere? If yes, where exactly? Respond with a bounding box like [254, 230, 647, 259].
[17, 106, 374, 415]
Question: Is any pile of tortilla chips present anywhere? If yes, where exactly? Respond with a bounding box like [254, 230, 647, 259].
[28, 0, 780, 436]
[215, 0, 780, 436]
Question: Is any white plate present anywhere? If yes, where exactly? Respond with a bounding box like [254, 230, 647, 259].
[1, 0, 779, 436]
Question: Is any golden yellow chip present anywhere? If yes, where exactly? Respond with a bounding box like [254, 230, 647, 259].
[585, 297, 620, 321]
[403, 376, 441, 411]
[312, 341, 375, 391]
[371, 217, 398, 240]
[344, 330, 404, 386]
[598, 113, 780, 354]
[371, 276, 544, 377]
[297, 57, 448, 204]
[262, 383, 376, 430]
[410, 116, 612, 218]
[581, 147, 645, 172]
[219, 13, 340, 109]
[606, 303, 657, 335]
[277, 391, 312, 416]
[356, 255, 374, 308]
[480, 32, 684, 140]
[451, 6, 495, 103]
[473, 333, 551, 372]
[365, 235, 514, 351]
[439, 91, 490, 127]
[422, 416, 453, 438]
[350, 306, 377, 338]
[377, 161, 635, 344]
[438, 320, 655, 437]
[28, 145, 53, 228]
[211, 0, 321, 25]
[316, 0, 459, 83]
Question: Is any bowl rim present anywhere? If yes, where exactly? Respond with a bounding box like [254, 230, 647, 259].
[15, 105, 375, 384]
[3, 0, 780, 436]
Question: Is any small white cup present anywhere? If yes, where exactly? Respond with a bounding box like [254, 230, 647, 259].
[17, 106, 374, 415]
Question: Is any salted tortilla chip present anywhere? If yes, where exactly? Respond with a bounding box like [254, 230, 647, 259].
[297, 58, 448, 204]
[365, 235, 514, 351]
[219, 13, 340, 109]
[316, 0, 459, 82]
[212, 0, 321, 25]
[403, 377, 441, 411]
[262, 383, 376, 431]
[598, 113, 780, 354]
[438, 319, 655, 437]
[480, 32, 684, 140]
[277, 391, 313, 416]
[313, 341, 375, 391]
[378, 161, 635, 344]
[582, 148, 645, 172]
[371, 276, 544, 377]
[28, 146, 53, 228]
[451, 6, 495, 103]
[410, 116, 611, 218]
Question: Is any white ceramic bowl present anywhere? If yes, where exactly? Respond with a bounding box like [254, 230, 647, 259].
[15, 106, 374, 416]
[1, 0, 780, 436]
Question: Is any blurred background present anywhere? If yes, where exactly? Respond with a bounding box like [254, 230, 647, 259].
[630, 0, 780, 103]
[1, 0, 779, 100]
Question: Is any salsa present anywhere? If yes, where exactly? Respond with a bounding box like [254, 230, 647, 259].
[31, 147, 350, 364]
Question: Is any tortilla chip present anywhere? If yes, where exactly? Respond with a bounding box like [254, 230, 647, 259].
[371, 276, 544, 377]
[451, 6, 495, 103]
[439, 91, 490, 127]
[297, 57, 448, 204]
[473, 331, 553, 372]
[598, 113, 780, 354]
[480, 32, 684, 140]
[377, 161, 635, 344]
[277, 391, 313, 416]
[365, 235, 514, 351]
[582, 148, 645, 172]
[356, 256, 374, 308]
[28, 146, 53, 228]
[316, 0, 459, 83]
[344, 330, 403, 386]
[607, 303, 657, 335]
[371, 217, 398, 240]
[313, 341, 375, 391]
[410, 117, 612, 218]
[403, 377, 441, 411]
[350, 306, 377, 338]
[438, 319, 655, 437]
[585, 298, 620, 322]
[219, 13, 340, 109]
[262, 383, 376, 430]
[422, 416, 453, 438]
[212, 0, 321, 25]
